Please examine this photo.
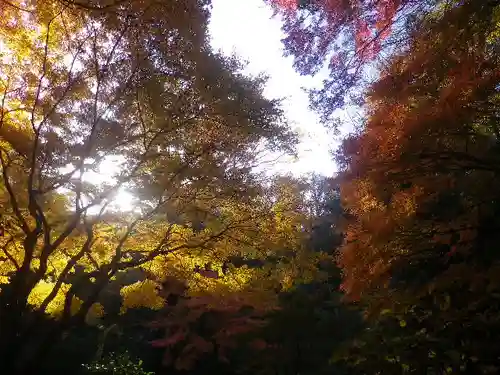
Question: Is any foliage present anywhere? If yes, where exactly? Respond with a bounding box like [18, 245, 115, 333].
[334, 0, 500, 373]
[83, 351, 153, 375]
[214, 176, 362, 375]
[9, 0, 500, 374]
[237, 256, 360, 375]
[0, 0, 299, 372]
[145, 176, 325, 371]
[268, 0, 452, 122]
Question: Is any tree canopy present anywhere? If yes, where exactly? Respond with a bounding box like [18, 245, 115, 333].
[0, 0, 306, 372]
[268, 0, 474, 122]
[2, 0, 500, 374]
[332, 0, 500, 372]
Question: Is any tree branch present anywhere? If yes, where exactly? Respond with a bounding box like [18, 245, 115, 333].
[0, 0, 33, 13]
[0, 151, 29, 233]
[0, 236, 20, 270]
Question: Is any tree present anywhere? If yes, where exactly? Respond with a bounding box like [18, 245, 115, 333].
[144, 176, 324, 371]
[0, 1, 297, 372]
[268, 0, 461, 122]
[212, 176, 361, 375]
[304, 174, 344, 252]
[335, 0, 500, 372]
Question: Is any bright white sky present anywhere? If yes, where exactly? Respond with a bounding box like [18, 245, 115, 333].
[208, 0, 338, 177]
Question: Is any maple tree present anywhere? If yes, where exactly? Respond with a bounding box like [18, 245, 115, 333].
[232, 177, 361, 375]
[334, 0, 500, 372]
[0, 0, 299, 373]
[33, 175, 331, 374]
[8, 0, 500, 373]
[337, 0, 500, 301]
[267, 0, 469, 122]
[141, 176, 326, 371]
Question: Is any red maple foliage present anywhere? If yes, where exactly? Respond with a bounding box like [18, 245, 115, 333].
[335, 0, 500, 301]
[272, 0, 298, 11]
[150, 288, 273, 370]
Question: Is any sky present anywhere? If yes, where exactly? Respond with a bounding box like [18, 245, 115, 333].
[208, 0, 338, 176]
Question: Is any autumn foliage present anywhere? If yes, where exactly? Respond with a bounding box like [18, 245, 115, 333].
[330, 0, 500, 372]
[0, 0, 311, 373]
[337, 0, 500, 301]
[2, 0, 500, 374]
